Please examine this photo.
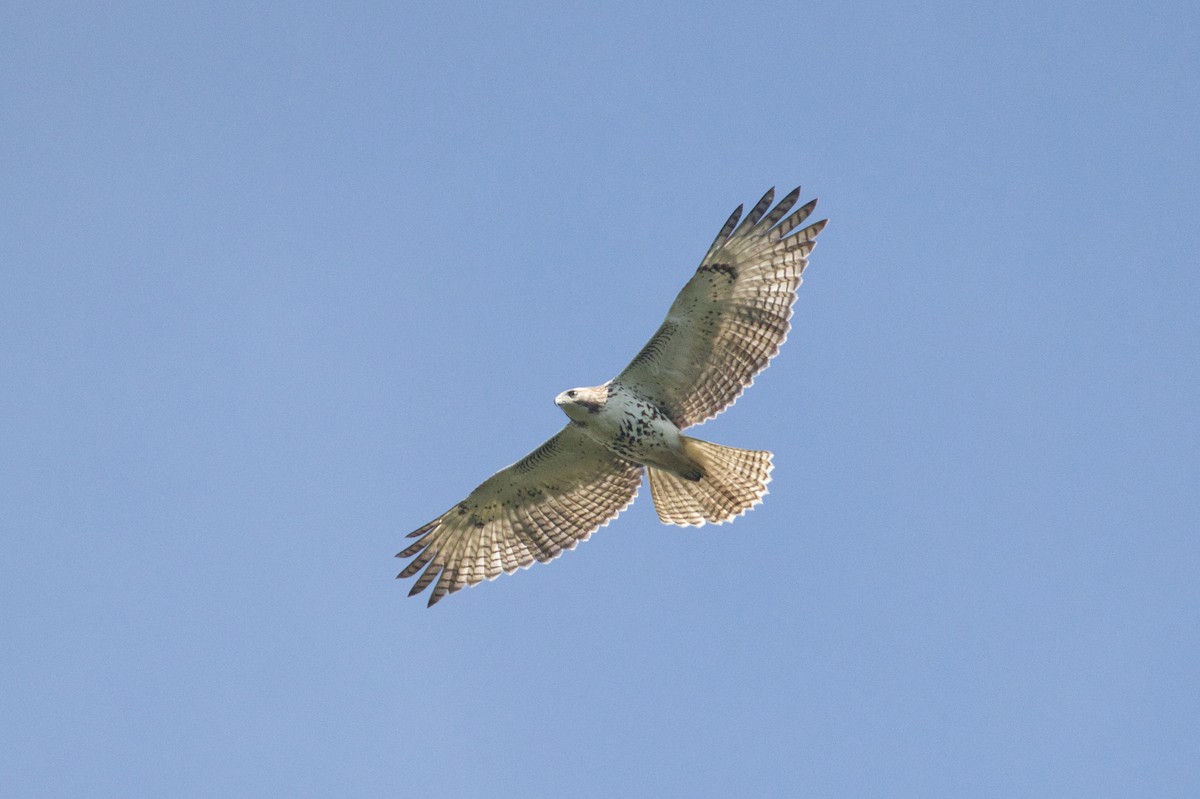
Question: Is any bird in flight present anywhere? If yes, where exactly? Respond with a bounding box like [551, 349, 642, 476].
[398, 186, 827, 606]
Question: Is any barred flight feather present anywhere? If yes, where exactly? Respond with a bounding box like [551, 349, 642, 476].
[616, 189, 826, 427]
[398, 425, 642, 606]
[398, 186, 825, 606]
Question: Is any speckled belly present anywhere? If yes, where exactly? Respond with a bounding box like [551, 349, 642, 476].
[581, 388, 690, 473]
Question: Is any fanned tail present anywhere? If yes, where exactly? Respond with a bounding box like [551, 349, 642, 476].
[647, 438, 773, 526]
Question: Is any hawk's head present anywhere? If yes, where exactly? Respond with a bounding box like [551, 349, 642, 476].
[555, 385, 608, 422]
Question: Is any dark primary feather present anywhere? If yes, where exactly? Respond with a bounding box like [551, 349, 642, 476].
[397, 186, 827, 606]
[615, 187, 827, 428]
[396, 425, 643, 606]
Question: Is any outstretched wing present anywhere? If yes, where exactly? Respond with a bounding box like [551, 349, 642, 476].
[397, 424, 643, 606]
[615, 187, 826, 428]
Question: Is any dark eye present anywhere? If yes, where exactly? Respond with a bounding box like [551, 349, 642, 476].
[567, 390, 577, 398]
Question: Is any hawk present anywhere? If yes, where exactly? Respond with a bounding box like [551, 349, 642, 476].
[398, 186, 827, 606]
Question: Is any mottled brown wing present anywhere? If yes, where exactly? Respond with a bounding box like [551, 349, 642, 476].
[397, 424, 643, 606]
[615, 187, 827, 428]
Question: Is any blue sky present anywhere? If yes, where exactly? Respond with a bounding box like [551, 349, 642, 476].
[3, 1, 1197, 796]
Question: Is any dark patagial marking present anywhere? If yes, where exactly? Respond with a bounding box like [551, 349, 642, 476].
[515, 437, 559, 472]
[699, 262, 737, 279]
[627, 322, 676, 368]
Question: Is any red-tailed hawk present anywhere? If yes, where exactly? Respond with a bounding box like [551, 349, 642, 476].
[398, 187, 827, 605]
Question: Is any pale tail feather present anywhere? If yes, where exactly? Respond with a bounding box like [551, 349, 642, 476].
[647, 438, 773, 526]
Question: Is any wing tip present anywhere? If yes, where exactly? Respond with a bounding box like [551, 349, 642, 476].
[406, 519, 439, 539]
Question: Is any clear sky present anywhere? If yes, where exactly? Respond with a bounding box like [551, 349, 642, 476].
[3, 2, 1197, 796]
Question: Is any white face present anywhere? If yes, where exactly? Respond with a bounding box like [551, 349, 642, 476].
[554, 388, 581, 405]
[554, 387, 600, 423]
[555, 388, 582, 420]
